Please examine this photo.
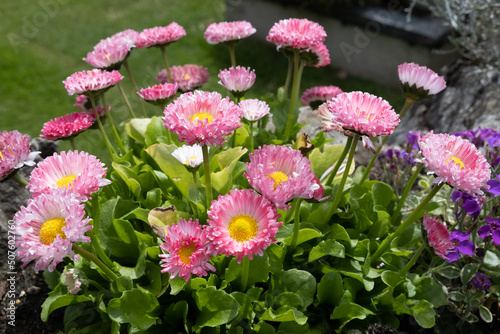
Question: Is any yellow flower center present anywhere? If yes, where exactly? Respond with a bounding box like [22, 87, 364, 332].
[39, 217, 67, 245]
[228, 214, 258, 242]
[267, 171, 288, 190]
[178, 242, 196, 265]
[190, 112, 214, 126]
[184, 156, 198, 165]
[56, 175, 77, 188]
[105, 54, 110, 62]
[445, 156, 465, 169]
[0, 151, 3, 160]
[184, 74, 191, 80]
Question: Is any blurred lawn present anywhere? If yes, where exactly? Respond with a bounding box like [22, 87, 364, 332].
[0, 0, 403, 160]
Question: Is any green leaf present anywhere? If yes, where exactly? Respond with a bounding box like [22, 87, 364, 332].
[274, 269, 316, 308]
[267, 243, 285, 274]
[381, 271, 404, 288]
[147, 206, 178, 241]
[41, 284, 92, 322]
[254, 321, 276, 334]
[125, 118, 151, 144]
[411, 300, 435, 328]
[479, 305, 493, 323]
[208, 146, 248, 195]
[108, 289, 159, 331]
[169, 276, 187, 296]
[225, 254, 270, 286]
[284, 228, 323, 246]
[317, 272, 343, 306]
[449, 291, 466, 302]
[193, 286, 239, 329]
[112, 162, 142, 199]
[309, 239, 345, 262]
[145, 116, 168, 147]
[261, 307, 307, 325]
[483, 250, 500, 270]
[461, 263, 480, 285]
[330, 302, 374, 331]
[43, 270, 61, 290]
[370, 182, 395, 208]
[309, 144, 345, 179]
[114, 243, 147, 279]
[164, 301, 189, 333]
[145, 143, 194, 199]
[412, 275, 448, 307]
[434, 265, 461, 279]
[331, 224, 351, 241]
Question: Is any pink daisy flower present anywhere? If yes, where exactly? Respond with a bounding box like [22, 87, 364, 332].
[204, 20, 256, 45]
[63, 69, 124, 96]
[74, 95, 89, 111]
[423, 214, 454, 261]
[64, 268, 83, 294]
[301, 85, 343, 108]
[14, 188, 92, 272]
[136, 22, 186, 48]
[302, 43, 331, 68]
[27, 150, 111, 200]
[159, 218, 215, 281]
[266, 18, 326, 51]
[206, 189, 281, 263]
[398, 62, 446, 100]
[83, 39, 131, 70]
[325, 91, 400, 137]
[157, 64, 210, 92]
[218, 66, 256, 97]
[0, 130, 40, 181]
[40, 111, 94, 141]
[238, 99, 270, 122]
[137, 82, 179, 106]
[244, 145, 326, 210]
[418, 132, 491, 195]
[162, 90, 242, 146]
[172, 144, 205, 168]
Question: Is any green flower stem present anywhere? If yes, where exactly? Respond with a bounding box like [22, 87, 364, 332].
[391, 163, 424, 224]
[116, 81, 136, 118]
[88, 279, 107, 292]
[88, 229, 115, 271]
[399, 242, 426, 275]
[283, 49, 301, 141]
[68, 137, 77, 150]
[73, 244, 119, 282]
[249, 121, 254, 154]
[10, 172, 29, 187]
[241, 256, 250, 291]
[88, 94, 117, 157]
[371, 183, 444, 265]
[123, 58, 147, 116]
[327, 133, 360, 219]
[160, 45, 172, 83]
[282, 55, 293, 100]
[325, 136, 354, 186]
[191, 169, 200, 185]
[399, 97, 414, 120]
[202, 145, 213, 209]
[289, 198, 303, 252]
[227, 42, 236, 68]
[101, 93, 126, 155]
[359, 135, 387, 184]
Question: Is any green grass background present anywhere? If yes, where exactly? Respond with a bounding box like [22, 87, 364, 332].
[0, 0, 403, 159]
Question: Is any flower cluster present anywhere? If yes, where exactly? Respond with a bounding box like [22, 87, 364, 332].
[0, 130, 40, 181]
[157, 64, 210, 92]
[204, 20, 256, 44]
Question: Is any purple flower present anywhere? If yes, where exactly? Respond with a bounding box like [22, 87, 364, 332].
[386, 148, 400, 159]
[488, 135, 500, 147]
[478, 217, 500, 245]
[406, 131, 420, 150]
[487, 179, 500, 195]
[454, 127, 500, 149]
[451, 191, 482, 219]
[446, 230, 475, 262]
[472, 272, 491, 292]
